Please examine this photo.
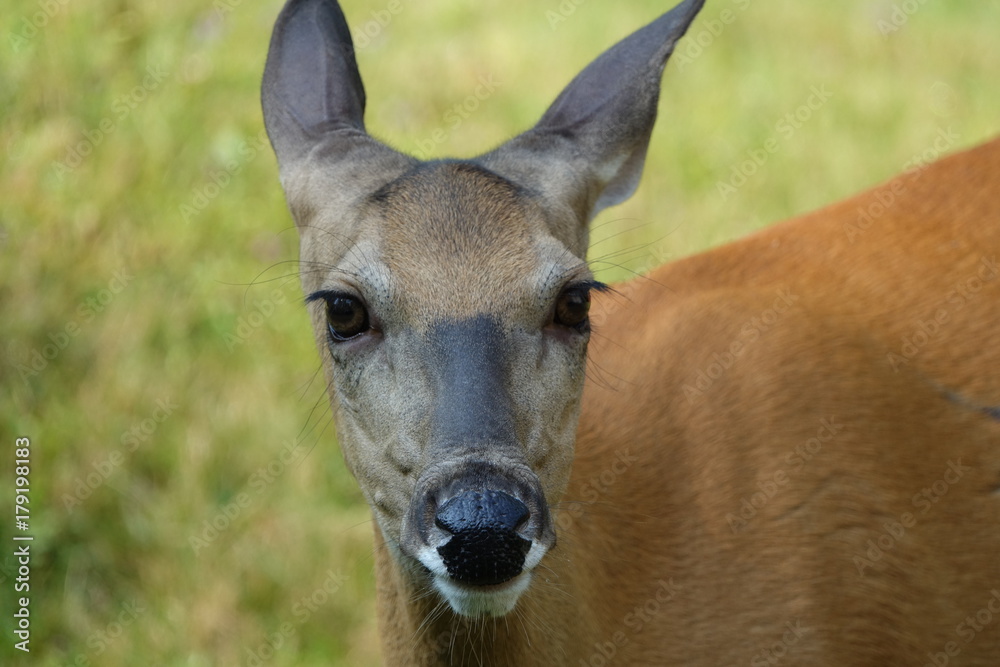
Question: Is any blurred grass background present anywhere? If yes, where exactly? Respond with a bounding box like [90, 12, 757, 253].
[1, 0, 997, 664]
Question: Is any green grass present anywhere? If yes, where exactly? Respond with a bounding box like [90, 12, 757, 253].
[1, 0, 997, 664]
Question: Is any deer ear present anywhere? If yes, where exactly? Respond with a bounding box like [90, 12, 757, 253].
[262, 0, 411, 188]
[480, 0, 704, 227]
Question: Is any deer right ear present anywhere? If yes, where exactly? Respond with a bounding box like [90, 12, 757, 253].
[479, 0, 704, 250]
[262, 0, 411, 191]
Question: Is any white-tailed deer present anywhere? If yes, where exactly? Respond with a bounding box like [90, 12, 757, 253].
[262, 0, 1000, 664]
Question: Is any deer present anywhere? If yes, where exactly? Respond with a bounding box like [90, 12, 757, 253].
[260, 0, 1000, 664]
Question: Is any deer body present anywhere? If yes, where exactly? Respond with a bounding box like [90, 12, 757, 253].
[373, 139, 1000, 666]
[261, 1, 1000, 664]
[571, 140, 1000, 665]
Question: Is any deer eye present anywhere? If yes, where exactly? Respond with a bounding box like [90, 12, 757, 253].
[553, 287, 592, 330]
[324, 294, 369, 341]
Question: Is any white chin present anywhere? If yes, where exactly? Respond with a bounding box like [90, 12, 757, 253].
[434, 571, 533, 617]
[416, 542, 548, 617]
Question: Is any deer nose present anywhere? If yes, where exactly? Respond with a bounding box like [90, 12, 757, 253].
[434, 489, 532, 586]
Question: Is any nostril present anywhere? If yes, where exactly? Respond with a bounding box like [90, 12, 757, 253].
[435, 489, 529, 535]
[434, 489, 532, 586]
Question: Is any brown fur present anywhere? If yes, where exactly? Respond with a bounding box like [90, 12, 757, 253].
[374, 138, 1000, 666]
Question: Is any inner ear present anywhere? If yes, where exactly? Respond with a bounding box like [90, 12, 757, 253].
[262, 0, 415, 207]
[262, 0, 367, 170]
[477, 0, 704, 229]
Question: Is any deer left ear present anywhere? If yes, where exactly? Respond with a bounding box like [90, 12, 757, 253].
[262, 0, 413, 198]
[479, 0, 704, 230]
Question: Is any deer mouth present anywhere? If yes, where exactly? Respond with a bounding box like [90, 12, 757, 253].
[399, 460, 556, 616]
[417, 543, 549, 617]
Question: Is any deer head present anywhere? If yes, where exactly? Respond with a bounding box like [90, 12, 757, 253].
[262, 0, 704, 617]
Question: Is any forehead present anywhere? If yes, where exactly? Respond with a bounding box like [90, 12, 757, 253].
[362, 162, 582, 320]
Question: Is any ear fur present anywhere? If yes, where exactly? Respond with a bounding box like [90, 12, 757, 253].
[481, 0, 704, 226]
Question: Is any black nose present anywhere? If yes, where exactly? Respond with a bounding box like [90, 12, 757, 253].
[435, 489, 532, 586]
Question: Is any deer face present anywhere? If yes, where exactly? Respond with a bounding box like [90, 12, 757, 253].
[295, 159, 598, 615]
[263, 0, 703, 616]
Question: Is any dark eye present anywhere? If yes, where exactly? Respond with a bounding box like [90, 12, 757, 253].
[325, 295, 369, 341]
[554, 288, 591, 330]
